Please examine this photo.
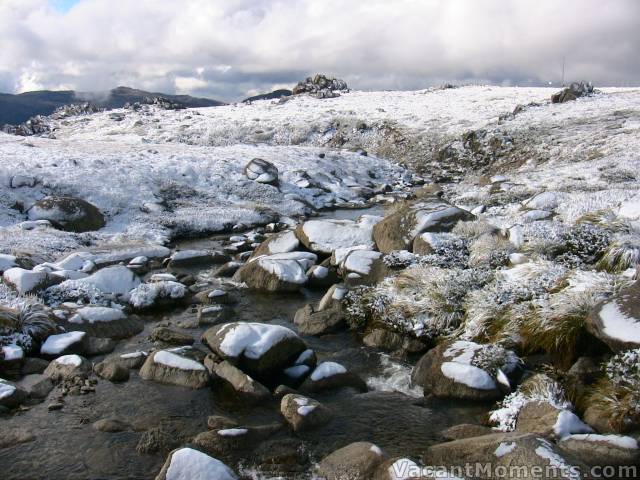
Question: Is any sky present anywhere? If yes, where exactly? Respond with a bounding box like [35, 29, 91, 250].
[0, 0, 638, 102]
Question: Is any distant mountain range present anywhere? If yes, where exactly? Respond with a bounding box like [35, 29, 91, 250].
[0, 86, 226, 125]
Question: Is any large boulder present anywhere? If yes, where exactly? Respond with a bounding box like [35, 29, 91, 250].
[139, 350, 209, 389]
[233, 252, 317, 292]
[280, 393, 332, 432]
[551, 81, 594, 104]
[211, 360, 271, 404]
[155, 447, 237, 480]
[16, 374, 54, 399]
[64, 306, 143, 339]
[202, 322, 307, 379]
[295, 216, 381, 254]
[586, 281, 640, 352]
[43, 354, 91, 382]
[558, 434, 639, 468]
[243, 158, 278, 185]
[94, 361, 130, 382]
[372, 198, 474, 254]
[425, 432, 584, 480]
[27, 196, 105, 232]
[515, 402, 593, 439]
[40, 331, 87, 358]
[292, 74, 349, 98]
[339, 249, 387, 286]
[250, 230, 299, 259]
[294, 302, 345, 336]
[316, 442, 386, 480]
[411, 341, 520, 401]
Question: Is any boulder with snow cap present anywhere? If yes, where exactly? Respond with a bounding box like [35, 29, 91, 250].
[27, 196, 105, 232]
[139, 350, 210, 389]
[40, 331, 88, 358]
[280, 393, 332, 432]
[167, 249, 229, 270]
[46, 265, 141, 301]
[317, 283, 349, 312]
[425, 432, 585, 480]
[295, 215, 381, 255]
[249, 230, 299, 259]
[300, 361, 367, 393]
[202, 322, 307, 378]
[515, 402, 593, 440]
[243, 158, 279, 185]
[62, 306, 143, 339]
[155, 447, 237, 480]
[211, 360, 271, 404]
[340, 249, 387, 286]
[372, 197, 474, 254]
[316, 441, 386, 480]
[233, 251, 317, 292]
[0, 379, 27, 408]
[43, 354, 91, 382]
[586, 281, 640, 352]
[558, 434, 640, 467]
[129, 281, 188, 310]
[411, 340, 520, 401]
[111, 351, 148, 369]
[2, 267, 61, 295]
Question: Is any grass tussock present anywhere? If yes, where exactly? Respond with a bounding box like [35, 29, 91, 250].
[596, 240, 640, 273]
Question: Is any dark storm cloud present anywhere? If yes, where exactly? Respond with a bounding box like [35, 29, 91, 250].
[0, 0, 638, 101]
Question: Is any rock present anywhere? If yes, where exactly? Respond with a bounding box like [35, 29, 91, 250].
[112, 351, 148, 369]
[316, 442, 386, 480]
[202, 322, 307, 378]
[94, 361, 130, 382]
[27, 196, 105, 232]
[167, 250, 229, 269]
[586, 281, 640, 352]
[441, 423, 494, 441]
[551, 81, 594, 104]
[0, 254, 17, 274]
[155, 447, 237, 480]
[372, 198, 474, 254]
[0, 379, 27, 408]
[252, 437, 308, 476]
[139, 350, 209, 389]
[292, 74, 349, 98]
[211, 361, 271, 404]
[411, 340, 520, 401]
[301, 361, 367, 393]
[16, 374, 53, 398]
[295, 216, 381, 254]
[372, 458, 428, 480]
[318, 283, 348, 312]
[129, 281, 188, 310]
[84, 336, 116, 356]
[198, 305, 234, 326]
[425, 432, 584, 480]
[514, 401, 563, 436]
[293, 303, 345, 336]
[280, 394, 332, 432]
[558, 434, 639, 467]
[243, 158, 279, 185]
[340, 249, 387, 285]
[306, 264, 340, 289]
[51, 265, 141, 298]
[43, 354, 91, 382]
[194, 289, 236, 306]
[233, 251, 317, 292]
[250, 230, 299, 259]
[20, 357, 49, 375]
[193, 424, 281, 459]
[40, 331, 87, 358]
[64, 306, 143, 339]
[2, 267, 60, 295]
[93, 417, 131, 433]
[361, 328, 427, 356]
[150, 327, 194, 346]
[0, 427, 35, 448]
[215, 261, 242, 277]
[207, 415, 238, 430]
[583, 404, 619, 434]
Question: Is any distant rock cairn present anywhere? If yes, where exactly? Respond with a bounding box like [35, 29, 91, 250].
[292, 74, 349, 99]
[551, 81, 595, 104]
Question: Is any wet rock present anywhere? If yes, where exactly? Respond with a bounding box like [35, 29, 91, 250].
[0, 379, 27, 408]
[2, 267, 61, 295]
[425, 432, 585, 480]
[202, 322, 307, 378]
[207, 415, 238, 430]
[295, 216, 380, 254]
[155, 447, 237, 480]
[93, 417, 131, 433]
[139, 350, 209, 389]
[301, 361, 367, 393]
[150, 326, 194, 346]
[94, 361, 130, 382]
[27, 196, 105, 232]
[280, 393, 332, 432]
[372, 198, 474, 254]
[411, 341, 519, 401]
[586, 280, 640, 352]
[16, 374, 54, 399]
[197, 304, 234, 326]
[441, 423, 494, 441]
[194, 288, 236, 305]
[43, 355, 91, 382]
[62, 306, 144, 340]
[211, 360, 271, 403]
[136, 426, 178, 455]
[252, 437, 309, 476]
[316, 441, 386, 480]
[193, 425, 281, 460]
[362, 329, 404, 352]
[558, 434, 639, 467]
[243, 158, 279, 185]
[0, 427, 35, 449]
[20, 357, 49, 375]
[233, 251, 317, 292]
[294, 303, 345, 336]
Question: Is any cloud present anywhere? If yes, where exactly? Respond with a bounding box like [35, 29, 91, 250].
[0, 0, 638, 101]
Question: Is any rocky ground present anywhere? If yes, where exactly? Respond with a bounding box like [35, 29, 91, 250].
[1, 79, 640, 479]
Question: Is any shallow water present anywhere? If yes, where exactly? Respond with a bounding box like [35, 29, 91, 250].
[1, 205, 489, 479]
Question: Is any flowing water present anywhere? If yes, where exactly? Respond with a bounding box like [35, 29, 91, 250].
[1, 206, 489, 479]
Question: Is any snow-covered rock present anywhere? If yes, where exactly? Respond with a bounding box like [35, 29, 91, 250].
[40, 331, 87, 357]
[280, 393, 332, 432]
[202, 322, 306, 378]
[295, 215, 381, 254]
[0, 378, 27, 408]
[243, 158, 279, 185]
[249, 230, 299, 258]
[43, 354, 91, 382]
[301, 361, 367, 393]
[155, 447, 237, 480]
[139, 350, 209, 389]
[587, 281, 640, 351]
[233, 251, 317, 292]
[559, 434, 639, 468]
[27, 196, 105, 232]
[65, 306, 143, 339]
[129, 281, 187, 310]
[2, 267, 60, 295]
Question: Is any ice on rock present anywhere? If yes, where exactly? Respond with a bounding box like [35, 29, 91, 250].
[40, 331, 86, 355]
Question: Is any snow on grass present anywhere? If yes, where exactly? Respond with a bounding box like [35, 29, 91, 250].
[165, 447, 236, 480]
[153, 350, 205, 371]
[40, 331, 86, 355]
[310, 361, 347, 381]
[218, 322, 299, 360]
